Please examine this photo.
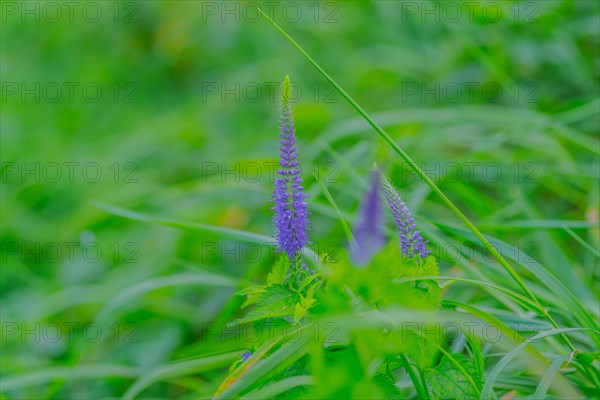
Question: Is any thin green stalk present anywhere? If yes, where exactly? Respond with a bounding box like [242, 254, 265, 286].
[315, 174, 356, 246]
[398, 353, 429, 400]
[564, 226, 600, 258]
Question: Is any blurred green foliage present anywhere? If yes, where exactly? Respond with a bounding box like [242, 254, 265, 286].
[1, 1, 599, 398]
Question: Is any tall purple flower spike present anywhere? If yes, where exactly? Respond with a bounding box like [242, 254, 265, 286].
[272, 76, 309, 260]
[381, 174, 430, 259]
[350, 170, 386, 266]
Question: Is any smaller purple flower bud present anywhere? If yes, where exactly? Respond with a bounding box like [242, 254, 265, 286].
[240, 351, 251, 362]
[350, 170, 386, 266]
[380, 174, 430, 259]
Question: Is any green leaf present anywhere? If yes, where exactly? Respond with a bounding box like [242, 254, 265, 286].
[237, 285, 267, 308]
[422, 256, 439, 276]
[372, 374, 408, 399]
[267, 257, 290, 286]
[424, 354, 482, 400]
[228, 285, 297, 327]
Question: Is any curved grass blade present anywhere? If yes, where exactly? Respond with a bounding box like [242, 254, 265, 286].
[1, 365, 140, 392]
[95, 272, 238, 326]
[121, 352, 239, 400]
[215, 330, 311, 399]
[437, 223, 599, 335]
[398, 353, 430, 400]
[94, 202, 273, 243]
[533, 354, 571, 399]
[394, 276, 545, 315]
[563, 226, 600, 258]
[444, 301, 581, 399]
[318, 106, 600, 156]
[481, 328, 596, 399]
[479, 220, 600, 230]
[94, 202, 320, 263]
[240, 375, 313, 399]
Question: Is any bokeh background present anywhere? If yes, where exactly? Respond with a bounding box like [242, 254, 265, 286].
[1, 1, 599, 398]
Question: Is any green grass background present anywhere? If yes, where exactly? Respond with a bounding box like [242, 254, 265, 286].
[1, 1, 599, 398]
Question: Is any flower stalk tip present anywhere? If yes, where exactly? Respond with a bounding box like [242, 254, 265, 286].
[380, 174, 429, 259]
[272, 75, 309, 260]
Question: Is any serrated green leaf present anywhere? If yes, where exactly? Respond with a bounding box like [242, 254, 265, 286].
[228, 285, 298, 327]
[424, 354, 482, 400]
[298, 271, 321, 292]
[372, 374, 407, 400]
[237, 285, 266, 296]
[422, 256, 439, 276]
[237, 285, 267, 308]
[267, 257, 290, 286]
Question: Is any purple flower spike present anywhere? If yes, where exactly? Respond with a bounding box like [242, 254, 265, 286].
[350, 171, 385, 266]
[381, 174, 430, 259]
[272, 75, 309, 260]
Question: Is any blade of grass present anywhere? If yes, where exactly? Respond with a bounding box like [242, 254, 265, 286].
[444, 301, 580, 399]
[215, 330, 311, 399]
[240, 375, 313, 399]
[94, 202, 273, 244]
[394, 276, 546, 315]
[481, 328, 596, 399]
[436, 223, 599, 335]
[564, 226, 600, 258]
[94, 202, 320, 262]
[122, 352, 239, 400]
[94, 272, 238, 326]
[533, 354, 571, 399]
[398, 353, 430, 400]
[1, 365, 140, 392]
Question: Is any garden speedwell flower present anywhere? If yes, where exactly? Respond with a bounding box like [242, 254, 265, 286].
[381, 174, 430, 259]
[272, 75, 309, 260]
[350, 170, 386, 266]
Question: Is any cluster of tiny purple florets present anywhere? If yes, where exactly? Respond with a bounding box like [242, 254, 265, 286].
[272, 81, 309, 260]
[381, 177, 430, 259]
